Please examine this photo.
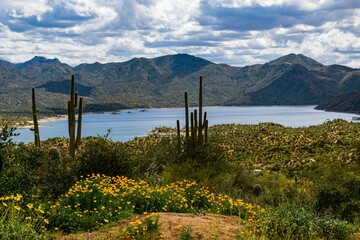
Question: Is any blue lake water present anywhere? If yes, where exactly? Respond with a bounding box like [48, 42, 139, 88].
[14, 106, 358, 143]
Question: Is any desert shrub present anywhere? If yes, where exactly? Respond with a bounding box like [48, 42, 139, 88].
[263, 205, 318, 240]
[316, 217, 356, 240]
[0, 194, 47, 239]
[263, 204, 355, 240]
[0, 120, 19, 174]
[0, 120, 19, 149]
[162, 147, 229, 190]
[0, 144, 41, 196]
[78, 136, 131, 177]
[0, 144, 77, 198]
[126, 136, 178, 180]
[316, 174, 360, 222]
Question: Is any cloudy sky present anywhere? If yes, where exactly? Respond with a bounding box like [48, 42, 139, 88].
[0, 0, 359, 67]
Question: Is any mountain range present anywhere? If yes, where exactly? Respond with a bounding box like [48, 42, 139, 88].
[0, 53, 359, 115]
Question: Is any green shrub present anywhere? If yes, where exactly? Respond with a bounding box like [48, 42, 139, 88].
[0, 120, 19, 173]
[316, 175, 360, 222]
[264, 205, 319, 240]
[0, 144, 77, 198]
[0, 145, 41, 196]
[0, 194, 47, 240]
[78, 136, 131, 177]
[263, 204, 355, 240]
[126, 136, 178, 179]
[162, 141, 228, 187]
[316, 217, 355, 240]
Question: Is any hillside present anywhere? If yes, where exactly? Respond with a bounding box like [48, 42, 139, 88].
[315, 90, 360, 113]
[0, 53, 359, 114]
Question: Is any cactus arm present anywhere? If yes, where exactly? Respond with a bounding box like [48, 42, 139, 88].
[185, 91, 189, 141]
[198, 76, 203, 145]
[177, 119, 181, 152]
[76, 97, 83, 147]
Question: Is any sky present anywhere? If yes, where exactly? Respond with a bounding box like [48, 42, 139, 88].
[0, 0, 359, 68]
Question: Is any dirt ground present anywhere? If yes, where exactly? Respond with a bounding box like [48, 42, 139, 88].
[53, 212, 360, 240]
[56, 212, 243, 240]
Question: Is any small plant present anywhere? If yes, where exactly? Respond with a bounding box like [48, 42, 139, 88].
[253, 184, 263, 197]
[48, 147, 61, 161]
[178, 226, 194, 240]
[120, 214, 161, 239]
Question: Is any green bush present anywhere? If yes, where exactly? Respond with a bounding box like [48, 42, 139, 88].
[263, 204, 355, 240]
[316, 175, 360, 222]
[316, 217, 355, 240]
[0, 145, 41, 196]
[126, 136, 178, 180]
[0, 144, 77, 198]
[162, 144, 229, 189]
[0, 120, 20, 174]
[0, 194, 47, 240]
[264, 205, 319, 240]
[78, 136, 131, 177]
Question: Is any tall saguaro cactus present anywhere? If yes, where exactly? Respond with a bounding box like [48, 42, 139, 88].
[31, 87, 40, 147]
[177, 76, 208, 156]
[68, 75, 83, 157]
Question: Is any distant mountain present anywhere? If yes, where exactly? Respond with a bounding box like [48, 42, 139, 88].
[315, 91, 360, 113]
[0, 53, 359, 115]
[248, 64, 337, 105]
[0, 59, 15, 68]
[16, 56, 62, 68]
[267, 53, 323, 69]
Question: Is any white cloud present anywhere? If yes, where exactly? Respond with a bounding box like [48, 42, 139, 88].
[0, 0, 359, 68]
[1, 0, 52, 19]
[60, 0, 118, 33]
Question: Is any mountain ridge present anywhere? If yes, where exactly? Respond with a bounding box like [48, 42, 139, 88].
[0, 53, 359, 115]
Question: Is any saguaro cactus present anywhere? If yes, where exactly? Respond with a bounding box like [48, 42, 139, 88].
[68, 75, 83, 157]
[177, 76, 208, 157]
[31, 87, 40, 147]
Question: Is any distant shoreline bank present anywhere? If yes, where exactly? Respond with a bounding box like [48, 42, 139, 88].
[19, 115, 68, 129]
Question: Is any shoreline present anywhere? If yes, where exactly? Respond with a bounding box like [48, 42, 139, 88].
[19, 115, 68, 129]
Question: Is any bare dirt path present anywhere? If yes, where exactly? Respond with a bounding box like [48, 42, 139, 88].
[56, 212, 243, 239]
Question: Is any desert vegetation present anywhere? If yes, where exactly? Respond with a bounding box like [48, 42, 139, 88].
[0, 75, 359, 239]
[0, 116, 359, 239]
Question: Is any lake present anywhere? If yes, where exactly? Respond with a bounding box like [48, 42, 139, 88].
[14, 106, 358, 143]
